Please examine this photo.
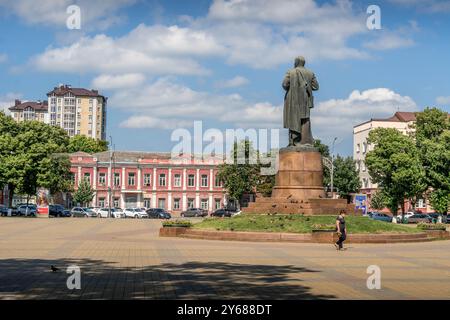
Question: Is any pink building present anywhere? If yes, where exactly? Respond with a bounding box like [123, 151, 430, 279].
[69, 151, 226, 213]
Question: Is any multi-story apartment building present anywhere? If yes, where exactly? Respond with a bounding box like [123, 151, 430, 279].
[69, 151, 226, 213]
[47, 85, 107, 140]
[8, 99, 48, 123]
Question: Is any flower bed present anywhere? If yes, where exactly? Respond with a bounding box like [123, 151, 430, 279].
[417, 222, 447, 231]
[162, 220, 192, 228]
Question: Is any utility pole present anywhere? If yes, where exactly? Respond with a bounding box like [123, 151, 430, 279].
[108, 135, 113, 218]
[330, 137, 337, 199]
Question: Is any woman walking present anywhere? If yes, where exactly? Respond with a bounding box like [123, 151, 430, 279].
[335, 210, 347, 251]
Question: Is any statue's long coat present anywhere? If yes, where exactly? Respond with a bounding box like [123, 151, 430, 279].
[282, 66, 319, 133]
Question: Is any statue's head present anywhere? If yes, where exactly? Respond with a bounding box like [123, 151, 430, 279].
[294, 56, 305, 67]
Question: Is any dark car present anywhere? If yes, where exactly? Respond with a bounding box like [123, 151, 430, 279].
[1, 206, 19, 216]
[180, 208, 208, 217]
[146, 208, 171, 219]
[370, 212, 392, 223]
[211, 209, 232, 218]
[0, 205, 7, 216]
[49, 204, 68, 217]
[407, 214, 432, 224]
[426, 212, 447, 222]
[70, 207, 98, 218]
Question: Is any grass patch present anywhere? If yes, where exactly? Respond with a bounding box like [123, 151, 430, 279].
[194, 215, 421, 234]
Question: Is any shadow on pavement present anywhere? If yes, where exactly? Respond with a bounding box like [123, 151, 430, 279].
[0, 258, 335, 300]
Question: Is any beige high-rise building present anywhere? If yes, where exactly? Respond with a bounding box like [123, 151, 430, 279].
[47, 85, 107, 140]
[9, 100, 48, 123]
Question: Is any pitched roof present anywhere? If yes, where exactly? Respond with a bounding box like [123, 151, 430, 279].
[47, 85, 105, 99]
[93, 151, 172, 162]
[9, 100, 48, 112]
[372, 111, 417, 122]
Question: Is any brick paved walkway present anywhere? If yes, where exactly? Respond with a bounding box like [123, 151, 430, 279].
[0, 218, 449, 299]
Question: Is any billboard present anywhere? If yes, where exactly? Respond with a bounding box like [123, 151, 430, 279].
[355, 194, 368, 215]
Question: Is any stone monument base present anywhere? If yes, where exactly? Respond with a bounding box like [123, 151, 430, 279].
[242, 146, 356, 215]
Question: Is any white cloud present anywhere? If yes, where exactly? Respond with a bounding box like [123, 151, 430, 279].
[91, 73, 146, 89]
[111, 77, 281, 129]
[364, 21, 418, 51]
[31, 24, 222, 75]
[313, 88, 418, 140]
[197, 0, 370, 68]
[0, 0, 135, 30]
[0, 53, 7, 63]
[120, 116, 193, 130]
[364, 33, 415, 50]
[215, 76, 249, 88]
[436, 96, 450, 105]
[0, 92, 22, 114]
[28, 0, 417, 76]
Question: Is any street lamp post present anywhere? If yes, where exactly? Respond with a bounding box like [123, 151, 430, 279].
[108, 135, 113, 218]
[330, 137, 337, 199]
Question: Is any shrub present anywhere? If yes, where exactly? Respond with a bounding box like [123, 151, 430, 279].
[162, 220, 192, 228]
[417, 222, 446, 231]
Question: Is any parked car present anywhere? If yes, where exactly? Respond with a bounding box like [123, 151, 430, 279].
[427, 213, 447, 223]
[88, 207, 102, 214]
[98, 208, 112, 218]
[407, 214, 432, 224]
[395, 212, 415, 221]
[1, 206, 19, 216]
[70, 207, 98, 218]
[210, 209, 233, 218]
[18, 204, 37, 216]
[124, 208, 148, 219]
[146, 208, 171, 219]
[370, 212, 392, 223]
[363, 211, 378, 218]
[49, 204, 68, 217]
[111, 208, 125, 218]
[180, 208, 208, 217]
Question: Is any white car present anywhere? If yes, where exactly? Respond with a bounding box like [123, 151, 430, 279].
[111, 208, 125, 218]
[124, 208, 148, 219]
[396, 212, 415, 221]
[97, 208, 124, 218]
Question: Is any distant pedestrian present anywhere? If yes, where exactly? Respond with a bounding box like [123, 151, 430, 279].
[335, 210, 347, 251]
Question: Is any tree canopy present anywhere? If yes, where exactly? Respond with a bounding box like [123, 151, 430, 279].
[0, 112, 105, 206]
[366, 127, 426, 214]
[67, 135, 109, 154]
[413, 107, 450, 214]
[332, 155, 361, 201]
[72, 178, 95, 207]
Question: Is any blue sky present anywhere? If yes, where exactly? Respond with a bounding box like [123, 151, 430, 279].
[0, 0, 449, 156]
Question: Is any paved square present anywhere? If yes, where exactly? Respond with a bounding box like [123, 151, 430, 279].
[0, 218, 449, 299]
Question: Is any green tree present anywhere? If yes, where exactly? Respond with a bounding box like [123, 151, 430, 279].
[217, 140, 259, 206]
[429, 189, 450, 215]
[38, 154, 73, 195]
[370, 189, 388, 210]
[366, 128, 426, 216]
[332, 155, 361, 202]
[314, 139, 331, 187]
[413, 107, 450, 214]
[67, 135, 109, 154]
[0, 115, 72, 206]
[72, 179, 95, 207]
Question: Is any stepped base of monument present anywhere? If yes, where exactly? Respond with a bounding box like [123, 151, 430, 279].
[242, 197, 356, 215]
